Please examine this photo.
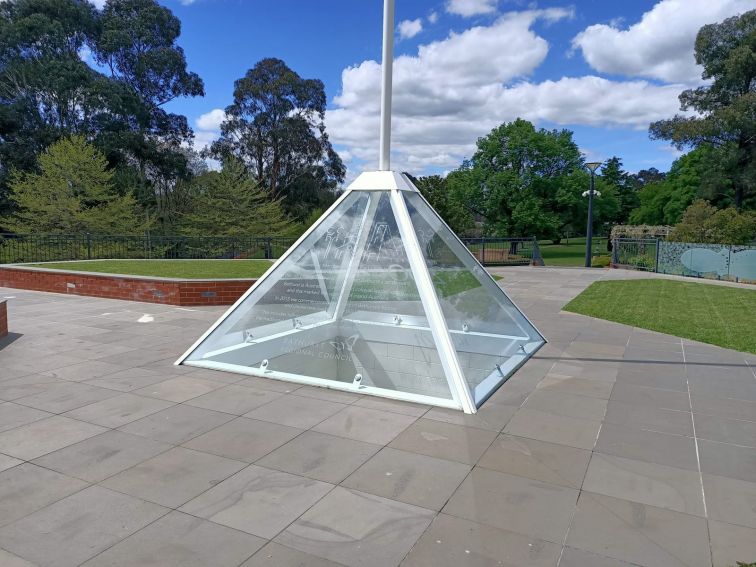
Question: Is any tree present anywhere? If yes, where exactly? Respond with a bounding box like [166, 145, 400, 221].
[601, 157, 638, 224]
[650, 10, 755, 209]
[179, 158, 297, 237]
[210, 58, 344, 220]
[630, 147, 711, 225]
[0, 0, 204, 222]
[443, 119, 618, 241]
[3, 136, 139, 233]
[669, 199, 756, 244]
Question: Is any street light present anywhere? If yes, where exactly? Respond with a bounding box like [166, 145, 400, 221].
[584, 161, 603, 268]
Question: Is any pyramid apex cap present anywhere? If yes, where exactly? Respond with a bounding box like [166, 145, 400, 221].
[346, 170, 418, 192]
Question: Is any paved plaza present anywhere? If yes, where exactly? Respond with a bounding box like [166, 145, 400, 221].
[0, 267, 754, 567]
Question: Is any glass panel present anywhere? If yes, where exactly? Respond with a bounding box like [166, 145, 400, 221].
[185, 190, 452, 402]
[403, 191, 545, 404]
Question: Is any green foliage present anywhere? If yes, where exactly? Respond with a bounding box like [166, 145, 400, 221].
[650, 10, 755, 209]
[440, 119, 619, 240]
[179, 158, 297, 237]
[591, 255, 611, 268]
[565, 279, 756, 354]
[0, 0, 204, 222]
[210, 58, 344, 221]
[630, 147, 714, 225]
[669, 199, 756, 244]
[3, 136, 139, 233]
[601, 157, 639, 224]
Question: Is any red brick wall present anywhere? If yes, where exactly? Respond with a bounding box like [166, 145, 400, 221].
[0, 300, 7, 338]
[0, 267, 255, 306]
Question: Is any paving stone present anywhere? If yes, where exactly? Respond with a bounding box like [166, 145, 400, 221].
[595, 422, 698, 470]
[276, 487, 434, 567]
[81, 511, 265, 567]
[691, 393, 756, 422]
[133, 376, 225, 403]
[582, 453, 705, 516]
[708, 520, 756, 567]
[566, 492, 710, 567]
[694, 413, 756, 448]
[64, 393, 174, 428]
[523, 389, 607, 421]
[0, 401, 51, 432]
[558, 546, 643, 567]
[186, 384, 284, 415]
[183, 417, 302, 462]
[119, 404, 235, 445]
[703, 473, 756, 529]
[421, 403, 517, 431]
[293, 385, 360, 404]
[442, 467, 577, 544]
[314, 406, 417, 445]
[102, 446, 246, 507]
[258, 430, 379, 483]
[503, 408, 601, 450]
[352, 396, 430, 417]
[40, 360, 126, 382]
[33, 430, 171, 483]
[85, 367, 171, 392]
[180, 464, 333, 539]
[0, 415, 106, 460]
[13, 381, 119, 413]
[538, 374, 614, 400]
[388, 418, 497, 465]
[0, 548, 37, 567]
[401, 513, 561, 567]
[603, 400, 693, 436]
[244, 394, 346, 428]
[0, 463, 89, 528]
[242, 542, 345, 567]
[609, 383, 691, 411]
[0, 485, 167, 567]
[343, 447, 470, 511]
[699, 438, 756, 484]
[0, 453, 22, 473]
[477, 433, 591, 489]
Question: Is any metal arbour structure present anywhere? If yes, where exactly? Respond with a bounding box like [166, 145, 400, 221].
[176, 0, 545, 413]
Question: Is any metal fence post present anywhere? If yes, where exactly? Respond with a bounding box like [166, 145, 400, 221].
[86, 233, 92, 260]
[654, 238, 660, 273]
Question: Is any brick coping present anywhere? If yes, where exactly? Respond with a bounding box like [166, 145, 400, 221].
[0, 266, 256, 306]
[2, 262, 264, 283]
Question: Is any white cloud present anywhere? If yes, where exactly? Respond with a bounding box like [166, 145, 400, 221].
[196, 108, 226, 131]
[193, 109, 226, 152]
[328, 9, 685, 176]
[398, 18, 423, 40]
[572, 0, 754, 83]
[89, 0, 105, 8]
[428, 11, 439, 24]
[446, 0, 498, 17]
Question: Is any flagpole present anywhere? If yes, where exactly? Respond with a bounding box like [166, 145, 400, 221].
[378, 0, 394, 171]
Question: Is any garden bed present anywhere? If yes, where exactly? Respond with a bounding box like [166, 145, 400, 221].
[0, 264, 257, 306]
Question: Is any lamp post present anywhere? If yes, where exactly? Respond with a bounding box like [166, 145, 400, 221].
[584, 162, 602, 268]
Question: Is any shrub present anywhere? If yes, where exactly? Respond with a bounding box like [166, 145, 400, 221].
[591, 255, 611, 268]
[669, 200, 756, 244]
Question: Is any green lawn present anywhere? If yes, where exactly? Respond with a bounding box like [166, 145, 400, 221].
[539, 236, 610, 267]
[26, 259, 273, 279]
[564, 279, 756, 353]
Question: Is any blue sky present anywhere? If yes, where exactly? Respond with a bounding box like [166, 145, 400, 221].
[151, 0, 753, 179]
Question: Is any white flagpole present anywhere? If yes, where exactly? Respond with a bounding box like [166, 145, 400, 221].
[378, 0, 395, 171]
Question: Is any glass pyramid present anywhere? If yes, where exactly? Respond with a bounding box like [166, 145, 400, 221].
[176, 171, 545, 413]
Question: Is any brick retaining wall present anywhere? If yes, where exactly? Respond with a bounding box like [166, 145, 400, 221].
[0, 300, 7, 338]
[0, 266, 255, 306]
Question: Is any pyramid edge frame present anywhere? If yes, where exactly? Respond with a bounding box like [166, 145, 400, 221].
[174, 170, 547, 414]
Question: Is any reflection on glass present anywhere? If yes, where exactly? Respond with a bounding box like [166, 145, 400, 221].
[183, 177, 544, 412]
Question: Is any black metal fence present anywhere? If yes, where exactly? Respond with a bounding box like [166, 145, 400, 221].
[611, 238, 659, 271]
[0, 233, 297, 264]
[460, 237, 543, 266]
[0, 233, 543, 267]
